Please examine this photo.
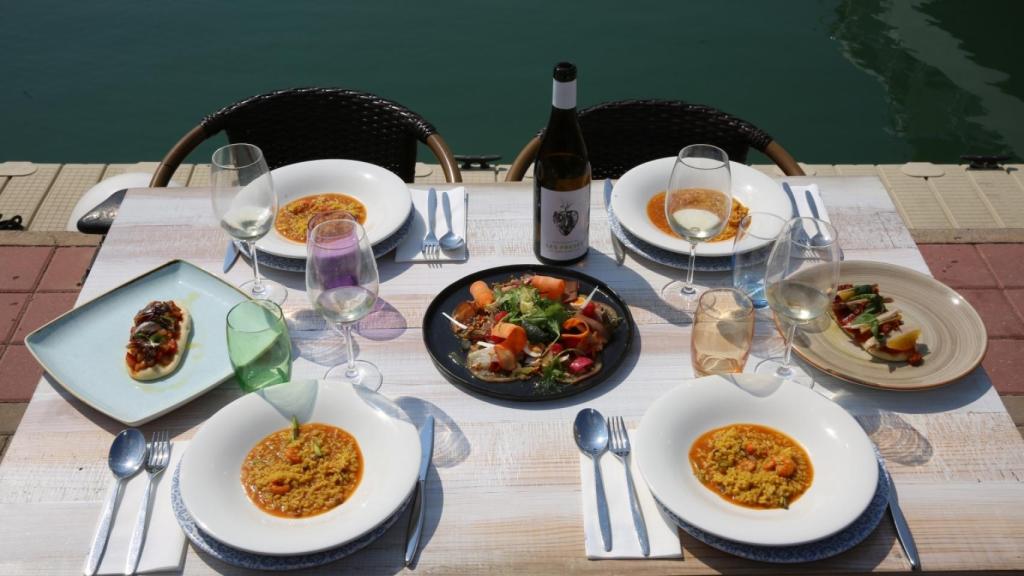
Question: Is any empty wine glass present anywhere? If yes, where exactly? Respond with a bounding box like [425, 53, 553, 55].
[756, 217, 840, 381]
[210, 143, 287, 304]
[661, 144, 732, 311]
[306, 218, 382, 390]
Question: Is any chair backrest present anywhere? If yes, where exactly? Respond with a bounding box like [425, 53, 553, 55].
[151, 87, 461, 186]
[506, 99, 802, 181]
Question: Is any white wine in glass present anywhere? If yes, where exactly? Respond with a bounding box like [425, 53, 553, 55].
[757, 217, 840, 381]
[306, 218, 382, 391]
[210, 143, 287, 304]
[661, 144, 732, 311]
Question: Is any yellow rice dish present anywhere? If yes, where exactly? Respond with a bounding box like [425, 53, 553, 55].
[689, 423, 813, 509]
[275, 193, 368, 243]
[241, 421, 363, 518]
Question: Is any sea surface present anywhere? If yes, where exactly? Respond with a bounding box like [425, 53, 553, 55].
[2, 0, 1021, 166]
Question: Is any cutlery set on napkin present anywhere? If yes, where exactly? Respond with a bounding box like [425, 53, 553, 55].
[85, 432, 185, 576]
[395, 187, 468, 263]
[782, 182, 831, 225]
[575, 409, 682, 559]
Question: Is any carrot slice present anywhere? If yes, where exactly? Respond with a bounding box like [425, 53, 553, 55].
[530, 275, 566, 302]
[493, 344, 517, 371]
[491, 322, 527, 356]
[559, 317, 591, 348]
[469, 280, 494, 307]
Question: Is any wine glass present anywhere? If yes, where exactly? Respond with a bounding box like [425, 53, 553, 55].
[210, 143, 287, 304]
[306, 218, 382, 390]
[756, 217, 840, 381]
[661, 144, 732, 311]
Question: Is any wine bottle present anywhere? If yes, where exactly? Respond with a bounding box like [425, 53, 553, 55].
[533, 62, 591, 265]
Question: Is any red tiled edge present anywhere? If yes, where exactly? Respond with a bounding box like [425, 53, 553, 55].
[978, 244, 1024, 288]
[0, 346, 43, 402]
[11, 292, 79, 344]
[983, 340, 1024, 395]
[918, 243, 1023, 397]
[37, 246, 98, 291]
[0, 246, 52, 292]
[958, 289, 1024, 339]
[0, 294, 28, 344]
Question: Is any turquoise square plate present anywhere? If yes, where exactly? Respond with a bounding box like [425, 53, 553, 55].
[25, 260, 249, 425]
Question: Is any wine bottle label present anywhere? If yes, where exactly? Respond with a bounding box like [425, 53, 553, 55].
[539, 185, 590, 260]
[552, 79, 576, 110]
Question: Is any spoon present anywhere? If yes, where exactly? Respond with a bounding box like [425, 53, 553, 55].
[84, 428, 147, 576]
[438, 191, 465, 251]
[574, 408, 612, 551]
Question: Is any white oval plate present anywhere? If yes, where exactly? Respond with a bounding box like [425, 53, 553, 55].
[256, 159, 412, 258]
[611, 157, 792, 256]
[179, 379, 420, 556]
[635, 374, 877, 547]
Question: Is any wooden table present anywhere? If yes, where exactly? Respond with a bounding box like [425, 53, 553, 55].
[2, 178, 1023, 575]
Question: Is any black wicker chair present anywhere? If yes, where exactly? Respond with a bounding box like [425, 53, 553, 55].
[506, 99, 803, 181]
[151, 87, 461, 187]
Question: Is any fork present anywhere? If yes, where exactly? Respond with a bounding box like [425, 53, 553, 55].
[124, 431, 171, 575]
[608, 416, 650, 556]
[422, 187, 440, 262]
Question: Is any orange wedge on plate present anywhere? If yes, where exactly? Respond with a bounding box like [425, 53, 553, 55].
[886, 329, 920, 351]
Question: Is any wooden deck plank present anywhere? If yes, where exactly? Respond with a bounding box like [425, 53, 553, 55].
[927, 166, 1003, 229]
[967, 166, 1024, 228]
[0, 164, 60, 228]
[27, 164, 105, 232]
[877, 165, 955, 230]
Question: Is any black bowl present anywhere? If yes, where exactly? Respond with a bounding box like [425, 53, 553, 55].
[422, 264, 635, 401]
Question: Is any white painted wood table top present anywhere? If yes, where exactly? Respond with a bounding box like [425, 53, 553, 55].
[1, 178, 1022, 575]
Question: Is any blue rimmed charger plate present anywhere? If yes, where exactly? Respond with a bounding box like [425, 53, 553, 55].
[607, 208, 735, 272]
[662, 454, 891, 563]
[24, 260, 247, 426]
[170, 463, 411, 571]
[238, 208, 415, 273]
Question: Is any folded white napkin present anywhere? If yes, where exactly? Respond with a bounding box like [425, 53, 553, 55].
[93, 441, 187, 575]
[395, 187, 467, 262]
[789, 183, 831, 223]
[579, 430, 682, 559]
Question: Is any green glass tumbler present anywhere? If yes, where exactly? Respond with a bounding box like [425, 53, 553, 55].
[226, 300, 292, 392]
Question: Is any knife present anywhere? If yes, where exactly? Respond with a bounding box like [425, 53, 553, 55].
[781, 181, 800, 220]
[888, 476, 921, 571]
[603, 180, 626, 265]
[405, 416, 435, 567]
[222, 240, 240, 273]
[805, 189, 821, 220]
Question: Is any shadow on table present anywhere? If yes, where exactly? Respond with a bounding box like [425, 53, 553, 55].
[358, 298, 408, 341]
[392, 397, 471, 469]
[288, 297, 407, 367]
[801, 365, 991, 469]
[42, 373, 244, 437]
[582, 250, 696, 328]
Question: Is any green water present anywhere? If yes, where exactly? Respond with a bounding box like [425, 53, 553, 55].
[2, 0, 1020, 166]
